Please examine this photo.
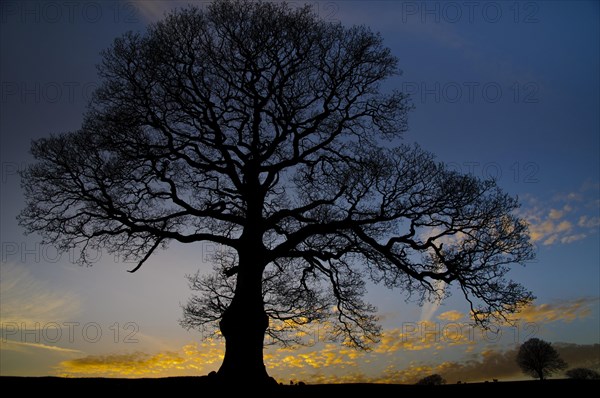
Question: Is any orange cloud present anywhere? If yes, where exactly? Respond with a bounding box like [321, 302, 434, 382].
[49, 297, 599, 382]
[508, 298, 596, 324]
[53, 337, 600, 384]
[268, 344, 364, 370]
[529, 218, 573, 245]
[374, 321, 472, 354]
[437, 310, 464, 322]
[56, 340, 224, 377]
[58, 351, 185, 377]
[522, 187, 599, 246]
[375, 299, 595, 357]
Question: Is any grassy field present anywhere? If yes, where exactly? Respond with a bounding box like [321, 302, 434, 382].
[1, 376, 598, 395]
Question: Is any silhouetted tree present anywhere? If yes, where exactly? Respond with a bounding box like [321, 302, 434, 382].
[565, 368, 600, 380]
[517, 338, 568, 380]
[416, 374, 446, 386]
[19, 0, 534, 384]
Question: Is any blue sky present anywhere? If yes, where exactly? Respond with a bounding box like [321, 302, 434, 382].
[1, 0, 598, 382]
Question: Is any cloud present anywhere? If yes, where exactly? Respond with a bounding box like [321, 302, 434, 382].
[377, 298, 596, 356]
[268, 344, 364, 370]
[522, 184, 600, 246]
[53, 335, 600, 383]
[528, 214, 574, 244]
[351, 343, 600, 384]
[1, 340, 83, 355]
[578, 216, 600, 229]
[280, 347, 526, 384]
[374, 320, 473, 354]
[375, 348, 522, 383]
[304, 342, 600, 384]
[57, 340, 224, 377]
[555, 343, 600, 370]
[0, 263, 81, 325]
[379, 298, 595, 356]
[419, 280, 447, 322]
[560, 234, 587, 244]
[21, 296, 600, 380]
[548, 209, 564, 220]
[59, 351, 185, 377]
[508, 298, 597, 324]
[426, 348, 522, 382]
[438, 310, 464, 322]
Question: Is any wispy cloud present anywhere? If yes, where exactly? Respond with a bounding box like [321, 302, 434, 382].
[419, 280, 447, 323]
[1, 340, 83, 355]
[0, 263, 81, 325]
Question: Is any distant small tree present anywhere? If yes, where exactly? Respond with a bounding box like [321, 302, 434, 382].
[516, 338, 568, 380]
[566, 368, 600, 380]
[416, 374, 446, 386]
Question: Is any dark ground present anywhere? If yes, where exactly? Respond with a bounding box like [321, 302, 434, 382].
[1, 376, 598, 395]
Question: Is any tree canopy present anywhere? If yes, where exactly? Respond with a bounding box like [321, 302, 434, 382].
[517, 338, 568, 380]
[416, 374, 446, 386]
[565, 368, 600, 380]
[19, 0, 535, 382]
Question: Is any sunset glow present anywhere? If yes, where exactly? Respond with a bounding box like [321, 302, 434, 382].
[1, 0, 598, 383]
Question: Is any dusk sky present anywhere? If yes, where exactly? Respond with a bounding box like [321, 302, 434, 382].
[1, 0, 598, 383]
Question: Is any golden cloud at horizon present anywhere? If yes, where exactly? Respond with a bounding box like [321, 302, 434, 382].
[38, 298, 599, 381]
[53, 339, 600, 383]
[57, 341, 224, 377]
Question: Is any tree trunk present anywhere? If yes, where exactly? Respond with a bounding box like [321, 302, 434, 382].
[537, 369, 544, 380]
[216, 247, 272, 385]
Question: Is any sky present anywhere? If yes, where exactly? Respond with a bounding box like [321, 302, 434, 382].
[0, 0, 599, 383]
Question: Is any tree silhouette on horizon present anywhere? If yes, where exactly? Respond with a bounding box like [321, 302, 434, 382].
[517, 338, 568, 380]
[19, 0, 535, 384]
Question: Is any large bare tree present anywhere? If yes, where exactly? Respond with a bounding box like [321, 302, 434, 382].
[19, 0, 534, 384]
